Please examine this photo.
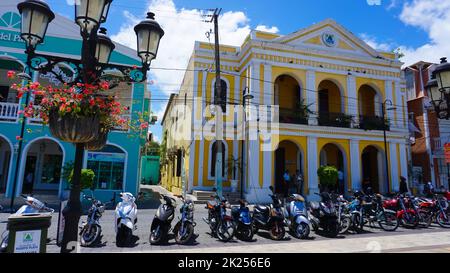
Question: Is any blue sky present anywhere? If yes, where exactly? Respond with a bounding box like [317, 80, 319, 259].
[44, 0, 450, 142]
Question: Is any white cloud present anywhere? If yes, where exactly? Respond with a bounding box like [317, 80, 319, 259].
[255, 25, 279, 33]
[110, 0, 278, 95]
[359, 33, 394, 52]
[397, 0, 450, 66]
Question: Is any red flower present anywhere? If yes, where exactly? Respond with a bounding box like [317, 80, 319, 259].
[7, 70, 16, 79]
[100, 81, 109, 90]
[139, 122, 149, 130]
[15, 136, 22, 141]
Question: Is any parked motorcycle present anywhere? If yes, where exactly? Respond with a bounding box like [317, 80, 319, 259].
[203, 188, 236, 242]
[173, 195, 196, 244]
[308, 192, 339, 237]
[252, 186, 287, 240]
[1, 195, 54, 252]
[383, 193, 418, 228]
[417, 194, 450, 228]
[333, 194, 351, 234]
[79, 194, 114, 247]
[114, 192, 137, 247]
[231, 199, 254, 241]
[150, 194, 177, 244]
[283, 194, 310, 239]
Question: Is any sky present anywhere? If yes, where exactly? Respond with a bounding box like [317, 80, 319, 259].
[46, 0, 450, 143]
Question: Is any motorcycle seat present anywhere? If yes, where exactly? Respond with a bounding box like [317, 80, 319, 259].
[255, 205, 269, 212]
[206, 201, 216, 209]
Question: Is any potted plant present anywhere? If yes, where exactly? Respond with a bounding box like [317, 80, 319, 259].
[68, 168, 96, 190]
[226, 156, 242, 192]
[317, 165, 338, 193]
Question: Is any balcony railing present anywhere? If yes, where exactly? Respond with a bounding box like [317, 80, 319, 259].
[0, 102, 19, 121]
[278, 108, 308, 125]
[433, 137, 443, 152]
[318, 112, 352, 128]
[359, 115, 389, 131]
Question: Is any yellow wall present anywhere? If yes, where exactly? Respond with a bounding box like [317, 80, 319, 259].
[315, 72, 348, 112]
[318, 80, 342, 113]
[317, 138, 351, 189]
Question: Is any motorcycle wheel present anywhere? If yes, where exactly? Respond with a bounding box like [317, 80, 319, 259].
[377, 210, 399, 231]
[269, 222, 285, 240]
[174, 222, 195, 245]
[351, 213, 363, 233]
[418, 211, 432, 228]
[116, 227, 132, 247]
[436, 211, 450, 228]
[294, 222, 310, 239]
[236, 225, 254, 242]
[216, 220, 235, 242]
[150, 224, 166, 245]
[339, 215, 351, 234]
[401, 214, 419, 228]
[0, 232, 8, 253]
[252, 223, 259, 235]
[80, 224, 102, 247]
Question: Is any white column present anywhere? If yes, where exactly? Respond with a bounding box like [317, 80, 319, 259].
[389, 142, 400, 192]
[385, 80, 395, 125]
[249, 62, 260, 105]
[197, 139, 204, 188]
[263, 64, 272, 106]
[394, 81, 403, 129]
[347, 75, 358, 127]
[350, 139, 361, 190]
[307, 136, 319, 200]
[306, 70, 318, 125]
[399, 142, 408, 179]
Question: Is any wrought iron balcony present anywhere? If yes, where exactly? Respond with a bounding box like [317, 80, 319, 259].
[0, 102, 19, 122]
[278, 107, 308, 125]
[318, 112, 352, 128]
[359, 115, 390, 131]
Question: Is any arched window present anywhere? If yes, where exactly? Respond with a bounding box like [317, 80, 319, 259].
[210, 141, 226, 178]
[214, 79, 227, 112]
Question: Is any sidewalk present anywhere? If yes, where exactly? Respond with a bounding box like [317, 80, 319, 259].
[132, 230, 450, 253]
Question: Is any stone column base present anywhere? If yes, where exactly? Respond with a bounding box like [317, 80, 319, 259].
[245, 187, 273, 204]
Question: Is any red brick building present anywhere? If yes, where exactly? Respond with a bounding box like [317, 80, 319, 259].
[404, 61, 449, 191]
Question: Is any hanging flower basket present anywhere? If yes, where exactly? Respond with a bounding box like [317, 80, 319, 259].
[49, 108, 100, 143]
[85, 127, 109, 151]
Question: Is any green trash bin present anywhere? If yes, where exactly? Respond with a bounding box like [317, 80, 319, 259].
[6, 213, 52, 253]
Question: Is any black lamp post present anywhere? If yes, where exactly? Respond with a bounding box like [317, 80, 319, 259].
[16, 0, 163, 253]
[382, 99, 396, 193]
[240, 88, 253, 199]
[427, 57, 450, 119]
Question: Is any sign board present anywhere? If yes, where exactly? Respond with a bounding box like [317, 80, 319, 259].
[14, 230, 41, 253]
[56, 200, 67, 247]
[445, 143, 450, 164]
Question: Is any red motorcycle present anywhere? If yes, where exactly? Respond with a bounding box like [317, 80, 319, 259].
[383, 193, 419, 228]
[417, 194, 450, 228]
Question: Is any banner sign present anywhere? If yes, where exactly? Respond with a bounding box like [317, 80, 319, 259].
[445, 143, 450, 163]
[14, 230, 41, 253]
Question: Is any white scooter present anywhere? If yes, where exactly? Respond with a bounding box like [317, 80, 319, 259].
[114, 192, 137, 247]
[0, 195, 54, 252]
[283, 194, 311, 239]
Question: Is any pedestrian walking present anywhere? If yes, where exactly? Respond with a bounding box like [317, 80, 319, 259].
[295, 170, 304, 195]
[399, 176, 408, 194]
[283, 170, 290, 198]
[337, 169, 344, 194]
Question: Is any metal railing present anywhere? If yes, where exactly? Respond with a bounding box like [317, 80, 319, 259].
[277, 107, 308, 125]
[0, 102, 19, 121]
[433, 137, 442, 152]
[318, 112, 352, 128]
[359, 115, 389, 131]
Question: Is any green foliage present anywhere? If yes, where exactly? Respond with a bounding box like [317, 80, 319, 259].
[317, 165, 338, 189]
[68, 168, 95, 190]
[295, 99, 314, 119]
[145, 141, 160, 156]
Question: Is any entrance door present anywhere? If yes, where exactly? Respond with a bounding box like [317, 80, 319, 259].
[275, 148, 285, 194]
[361, 147, 380, 193]
[0, 151, 11, 193]
[22, 155, 37, 194]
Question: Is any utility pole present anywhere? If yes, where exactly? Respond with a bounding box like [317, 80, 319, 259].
[209, 8, 224, 198]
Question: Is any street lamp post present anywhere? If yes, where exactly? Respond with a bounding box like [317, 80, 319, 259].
[17, 0, 163, 253]
[240, 88, 253, 199]
[382, 99, 396, 193]
[427, 57, 450, 119]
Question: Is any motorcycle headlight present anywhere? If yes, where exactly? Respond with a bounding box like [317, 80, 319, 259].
[188, 202, 194, 211]
[225, 202, 231, 209]
[98, 206, 105, 213]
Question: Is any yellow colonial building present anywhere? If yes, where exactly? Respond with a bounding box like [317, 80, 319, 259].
[161, 19, 409, 202]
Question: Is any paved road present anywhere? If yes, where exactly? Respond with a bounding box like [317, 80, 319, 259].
[2, 199, 450, 253]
